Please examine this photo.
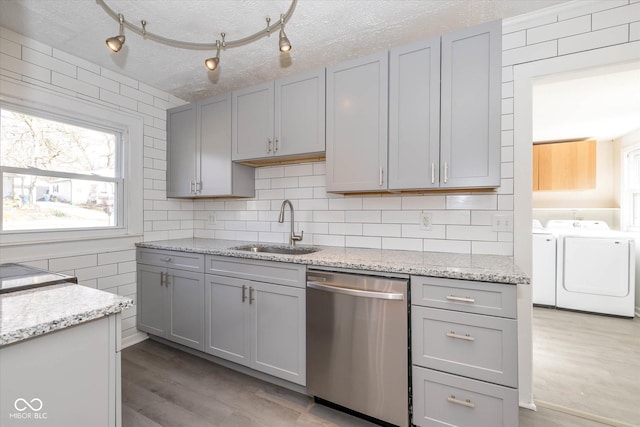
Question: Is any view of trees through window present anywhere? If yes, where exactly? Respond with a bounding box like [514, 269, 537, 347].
[0, 108, 122, 231]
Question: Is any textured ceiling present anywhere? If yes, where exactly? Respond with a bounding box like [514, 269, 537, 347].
[0, 0, 569, 102]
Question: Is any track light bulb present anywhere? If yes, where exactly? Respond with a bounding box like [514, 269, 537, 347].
[106, 13, 126, 53]
[278, 15, 291, 53]
[204, 56, 219, 71]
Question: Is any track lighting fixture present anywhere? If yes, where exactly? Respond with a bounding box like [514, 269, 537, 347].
[105, 13, 126, 53]
[205, 41, 221, 71]
[97, 0, 297, 78]
[278, 14, 292, 53]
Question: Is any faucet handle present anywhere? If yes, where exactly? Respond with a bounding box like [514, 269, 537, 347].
[292, 230, 303, 242]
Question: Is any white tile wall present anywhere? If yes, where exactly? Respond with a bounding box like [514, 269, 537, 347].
[0, 26, 187, 344]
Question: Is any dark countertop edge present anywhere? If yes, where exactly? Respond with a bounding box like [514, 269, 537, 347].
[136, 241, 530, 285]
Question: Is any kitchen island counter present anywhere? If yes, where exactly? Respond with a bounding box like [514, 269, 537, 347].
[0, 283, 132, 346]
[137, 238, 529, 285]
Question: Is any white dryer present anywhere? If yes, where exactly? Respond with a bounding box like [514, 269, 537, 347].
[532, 220, 557, 306]
[555, 226, 636, 317]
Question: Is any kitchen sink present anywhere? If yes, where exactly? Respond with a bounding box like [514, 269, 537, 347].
[230, 244, 320, 255]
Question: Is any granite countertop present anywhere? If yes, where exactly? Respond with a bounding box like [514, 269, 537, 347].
[137, 238, 529, 285]
[0, 283, 133, 346]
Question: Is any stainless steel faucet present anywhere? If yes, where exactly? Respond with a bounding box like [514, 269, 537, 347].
[279, 199, 303, 246]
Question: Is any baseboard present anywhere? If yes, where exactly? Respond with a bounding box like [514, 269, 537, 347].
[121, 331, 148, 349]
[519, 401, 537, 411]
[534, 399, 635, 427]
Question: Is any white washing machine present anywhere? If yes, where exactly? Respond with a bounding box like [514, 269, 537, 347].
[532, 220, 557, 306]
[554, 221, 636, 317]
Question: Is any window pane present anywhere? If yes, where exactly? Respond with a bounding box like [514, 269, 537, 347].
[2, 173, 117, 231]
[0, 109, 118, 177]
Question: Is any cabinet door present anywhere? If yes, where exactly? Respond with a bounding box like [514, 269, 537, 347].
[389, 37, 441, 190]
[326, 51, 389, 192]
[275, 68, 326, 157]
[137, 264, 167, 337]
[204, 274, 250, 366]
[167, 103, 197, 197]
[232, 81, 275, 161]
[440, 20, 501, 188]
[250, 281, 306, 385]
[167, 268, 205, 351]
[198, 94, 233, 196]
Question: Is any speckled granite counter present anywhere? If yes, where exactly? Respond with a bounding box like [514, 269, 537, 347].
[0, 283, 133, 346]
[137, 238, 529, 285]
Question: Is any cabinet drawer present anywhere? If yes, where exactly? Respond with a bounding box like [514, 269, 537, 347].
[411, 276, 516, 318]
[412, 306, 517, 387]
[205, 255, 306, 288]
[412, 367, 518, 427]
[137, 249, 204, 272]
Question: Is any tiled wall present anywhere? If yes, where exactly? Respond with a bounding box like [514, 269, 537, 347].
[193, 162, 514, 255]
[0, 26, 186, 344]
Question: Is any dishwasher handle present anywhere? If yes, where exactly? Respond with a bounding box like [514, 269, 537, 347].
[307, 281, 405, 300]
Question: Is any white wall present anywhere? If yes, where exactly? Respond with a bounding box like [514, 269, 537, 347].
[0, 26, 187, 346]
[507, 0, 640, 408]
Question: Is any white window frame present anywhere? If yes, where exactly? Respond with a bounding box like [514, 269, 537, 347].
[622, 144, 640, 233]
[0, 79, 143, 247]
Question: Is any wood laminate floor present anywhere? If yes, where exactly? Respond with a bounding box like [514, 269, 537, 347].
[122, 337, 624, 427]
[532, 307, 640, 427]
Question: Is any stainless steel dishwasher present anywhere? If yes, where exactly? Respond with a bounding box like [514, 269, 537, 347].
[306, 269, 409, 427]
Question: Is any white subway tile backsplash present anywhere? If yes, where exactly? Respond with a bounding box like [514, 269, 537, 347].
[402, 224, 446, 239]
[329, 223, 363, 235]
[382, 210, 420, 224]
[299, 199, 329, 211]
[49, 254, 97, 272]
[1, 53, 50, 82]
[557, 0, 628, 21]
[527, 15, 592, 44]
[285, 164, 314, 177]
[329, 198, 363, 210]
[346, 236, 382, 249]
[382, 238, 423, 251]
[258, 166, 284, 179]
[446, 195, 497, 210]
[362, 197, 402, 210]
[472, 210, 496, 226]
[471, 241, 513, 255]
[314, 210, 345, 222]
[271, 176, 299, 189]
[423, 239, 471, 254]
[346, 210, 381, 223]
[632, 21, 640, 41]
[285, 187, 314, 199]
[299, 175, 326, 187]
[592, 2, 640, 30]
[503, 30, 526, 50]
[246, 221, 271, 232]
[313, 234, 345, 247]
[100, 87, 138, 110]
[121, 84, 154, 105]
[52, 72, 99, 98]
[401, 195, 446, 210]
[22, 46, 76, 77]
[101, 67, 138, 89]
[503, 40, 557, 66]
[431, 210, 470, 225]
[363, 223, 402, 237]
[447, 225, 497, 241]
[558, 24, 629, 55]
[0, 37, 21, 58]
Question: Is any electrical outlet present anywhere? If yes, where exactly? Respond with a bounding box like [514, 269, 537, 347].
[207, 214, 216, 225]
[420, 211, 433, 231]
[492, 214, 513, 232]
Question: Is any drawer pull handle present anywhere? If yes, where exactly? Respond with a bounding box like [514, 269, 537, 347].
[162, 257, 172, 263]
[447, 331, 475, 341]
[242, 285, 247, 303]
[448, 395, 475, 408]
[249, 286, 254, 304]
[446, 295, 475, 303]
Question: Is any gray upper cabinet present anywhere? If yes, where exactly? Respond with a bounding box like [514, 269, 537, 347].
[326, 51, 389, 192]
[232, 69, 326, 162]
[232, 81, 275, 161]
[274, 69, 326, 158]
[167, 103, 197, 198]
[166, 94, 254, 198]
[440, 20, 501, 188]
[388, 37, 441, 190]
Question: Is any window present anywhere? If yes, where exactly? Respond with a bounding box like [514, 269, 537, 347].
[1, 107, 124, 232]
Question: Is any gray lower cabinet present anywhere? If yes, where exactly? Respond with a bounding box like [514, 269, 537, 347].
[137, 249, 205, 351]
[0, 315, 122, 427]
[411, 276, 518, 427]
[205, 256, 306, 386]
